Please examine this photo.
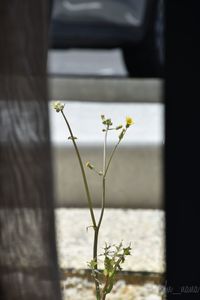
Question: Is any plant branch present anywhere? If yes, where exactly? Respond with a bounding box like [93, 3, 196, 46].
[104, 140, 120, 177]
[92, 127, 108, 299]
[97, 127, 108, 229]
[61, 110, 97, 229]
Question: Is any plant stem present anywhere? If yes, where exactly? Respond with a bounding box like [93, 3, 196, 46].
[61, 110, 101, 299]
[102, 275, 109, 300]
[61, 110, 96, 229]
[105, 128, 127, 177]
[93, 128, 108, 299]
[102, 293, 107, 300]
[105, 140, 120, 177]
[97, 128, 108, 229]
[95, 129, 122, 300]
[93, 227, 101, 300]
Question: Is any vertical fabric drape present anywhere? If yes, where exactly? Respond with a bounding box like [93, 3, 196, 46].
[0, 1, 62, 299]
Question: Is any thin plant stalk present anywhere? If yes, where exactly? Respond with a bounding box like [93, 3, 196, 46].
[97, 126, 108, 229]
[104, 129, 127, 177]
[94, 127, 122, 300]
[60, 110, 96, 228]
[60, 110, 101, 299]
[93, 127, 108, 299]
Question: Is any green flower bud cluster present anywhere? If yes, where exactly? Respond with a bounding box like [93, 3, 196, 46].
[101, 115, 113, 127]
[101, 114, 134, 141]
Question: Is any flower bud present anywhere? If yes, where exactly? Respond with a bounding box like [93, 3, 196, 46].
[52, 101, 65, 112]
[106, 118, 113, 126]
[86, 161, 94, 170]
[116, 125, 123, 130]
[123, 246, 131, 256]
[102, 117, 113, 127]
[119, 129, 126, 140]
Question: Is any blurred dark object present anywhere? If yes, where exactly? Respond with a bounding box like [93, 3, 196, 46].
[49, 0, 164, 77]
[0, 1, 61, 300]
[165, 1, 200, 298]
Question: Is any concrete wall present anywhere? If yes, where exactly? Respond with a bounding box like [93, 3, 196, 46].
[52, 144, 163, 208]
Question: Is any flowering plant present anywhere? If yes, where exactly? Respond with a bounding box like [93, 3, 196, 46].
[52, 101, 134, 300]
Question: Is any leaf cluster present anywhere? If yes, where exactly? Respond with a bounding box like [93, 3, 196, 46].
[88, 242, 132, 298]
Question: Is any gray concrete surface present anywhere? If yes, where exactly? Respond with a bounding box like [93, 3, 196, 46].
[48, 77, 163, 103]
[48, 49, 127, 76]
[48, 49, 163, 102]
[52, 145, 163, 208]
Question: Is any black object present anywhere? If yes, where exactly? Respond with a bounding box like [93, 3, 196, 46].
[165, 0, 200, 299]
[49, 0, 164, 77]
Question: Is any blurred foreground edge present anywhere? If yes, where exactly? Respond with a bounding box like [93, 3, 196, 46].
[165, 1, 200, 299]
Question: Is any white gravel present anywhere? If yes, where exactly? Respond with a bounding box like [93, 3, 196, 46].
[61, 277, 165, 300]
[55, 208, 165, 273]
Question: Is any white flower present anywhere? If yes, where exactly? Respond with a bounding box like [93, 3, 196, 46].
[52, 101, 65, 112]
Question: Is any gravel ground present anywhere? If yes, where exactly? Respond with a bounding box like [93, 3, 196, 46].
[56, 208, 165, 299]
[55, 208, 165, 273]
[61, 277, 165, 300]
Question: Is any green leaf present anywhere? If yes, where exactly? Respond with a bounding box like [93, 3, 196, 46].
[103, 269, 108, 276]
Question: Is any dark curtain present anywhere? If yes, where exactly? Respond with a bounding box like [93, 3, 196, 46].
[0, 1, 62, 300]
[165, 1, 200, 298]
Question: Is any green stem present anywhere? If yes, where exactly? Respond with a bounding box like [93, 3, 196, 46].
[102, 293, 107, 300]
[93, 128, 108, 299]
[93, 227, 101, 300]
[104, 140, 120, 177]
[102, 275, 109, 300]
[97, 128, 108, 229]
[61, 110, 101, 299]
[105, 128, 127, 177]
[96, 130, 123, 300]
[61, 110, 96, 229]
